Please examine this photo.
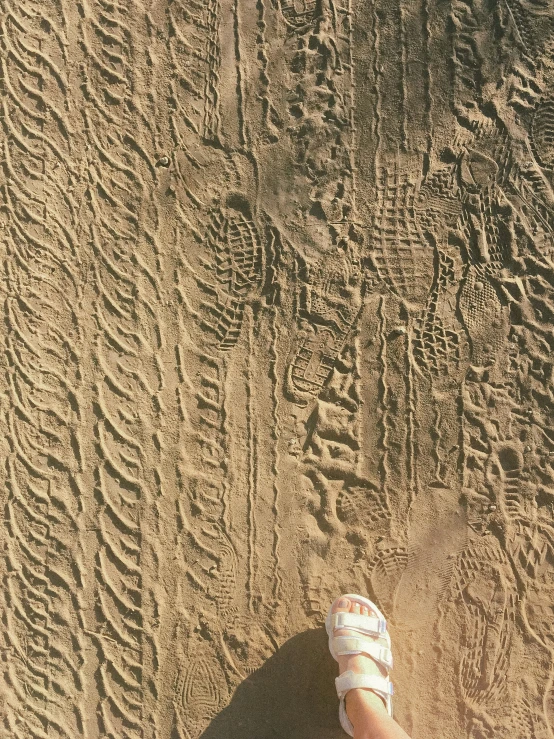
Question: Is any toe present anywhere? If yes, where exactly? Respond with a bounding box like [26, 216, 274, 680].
[332, 596, 351, 615]
[361, 605, 369, 617]
[352, 601, 361, 615]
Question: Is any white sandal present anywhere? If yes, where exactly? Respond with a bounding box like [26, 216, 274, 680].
[325, 594, 394, 736]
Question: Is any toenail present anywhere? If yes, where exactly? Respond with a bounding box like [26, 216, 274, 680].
[337, 598, 349, 608]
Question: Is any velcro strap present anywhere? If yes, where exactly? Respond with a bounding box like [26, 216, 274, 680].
[335, 670, 394, 701]
[332, 611, 387, 636]
[333, 637, 393, 669]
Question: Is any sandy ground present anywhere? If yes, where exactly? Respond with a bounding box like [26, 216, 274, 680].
[1, 0, 554, 737]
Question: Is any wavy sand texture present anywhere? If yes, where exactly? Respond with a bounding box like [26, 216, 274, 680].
[1, 1, 554, 738]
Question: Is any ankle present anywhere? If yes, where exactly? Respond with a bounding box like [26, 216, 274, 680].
[346, 688, 388, 726]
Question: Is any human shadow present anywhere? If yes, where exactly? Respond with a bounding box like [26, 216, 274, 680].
[200, 627, 343, 739]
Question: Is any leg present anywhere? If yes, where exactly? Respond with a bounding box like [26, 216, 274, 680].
[347, 691, 411, 739]
[332, 598, 412, 739]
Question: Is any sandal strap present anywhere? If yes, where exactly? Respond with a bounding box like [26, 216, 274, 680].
[338, 700, 355, 737]
[331, 611, 387, 637]
[335, 670, 394, 701]
[332, 636, 393, 670]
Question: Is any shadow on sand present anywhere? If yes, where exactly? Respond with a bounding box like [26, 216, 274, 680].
[200, 627, 344, 739]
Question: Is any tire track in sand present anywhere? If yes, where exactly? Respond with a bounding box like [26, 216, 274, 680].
[165, 3, 253, 735]
[80, 2, 161, 736]
[0, 1, 86, 736]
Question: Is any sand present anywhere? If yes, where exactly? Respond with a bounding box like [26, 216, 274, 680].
[1, 0, 554, 737]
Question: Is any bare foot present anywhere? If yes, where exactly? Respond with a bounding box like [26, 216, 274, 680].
[331, 596, 390, 727]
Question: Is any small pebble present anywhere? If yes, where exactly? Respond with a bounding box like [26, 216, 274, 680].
[389, 326, 407, 337]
